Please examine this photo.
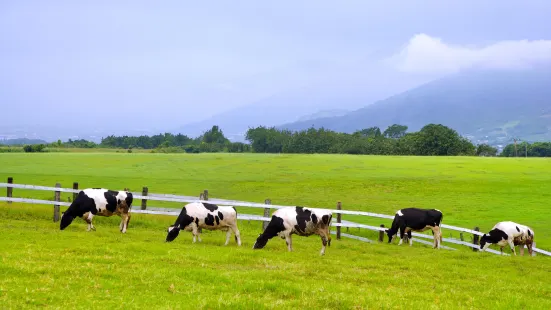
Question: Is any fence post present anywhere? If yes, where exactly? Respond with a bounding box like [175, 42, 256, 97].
[141, 186, 148, 210]
[460, 232, 464, 242]
[203, 189, 209, 201]
[472, 226, 480, 251]
[7, 177, 13, 204]
[72, 182, 78, 201]
[336, 201, 342, 240]
[262, 199, 271, 230]
[53, 183, 61, 222]
[379, 224, 385, 242]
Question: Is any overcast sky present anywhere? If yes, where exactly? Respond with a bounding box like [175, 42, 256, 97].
[1, 0, 551, 133]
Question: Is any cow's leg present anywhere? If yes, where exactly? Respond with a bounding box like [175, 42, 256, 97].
[120, 212, 130, 233]
[320, 234, 328, 256]
[224, 229, 231, 246]
[319, 227, 330, 255]
[500, 246, 504, 255]
[407, 229, 413, 246]
[197, 228, 202, 242]
[527, 241, 534, 256]
[285, 234, 293, 252]
[519, 245, 525, 256]
[397, 227, 403, 245]
[84, 213, 95, 231]
[232, 225, 242, 246]
[508, 240, 517, 256]
[432, 226, 441, 249]
[191, 225, 199, 243]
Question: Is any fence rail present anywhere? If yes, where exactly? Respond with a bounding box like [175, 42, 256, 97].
[2, 180, 549, 257]
[0, 182, 485, 236]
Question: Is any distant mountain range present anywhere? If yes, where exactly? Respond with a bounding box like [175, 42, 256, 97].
[3, 66, 550, 147]
[0, 138, 48, 145]
[279, 67, 551, 145]
[172, 64, 434, 142]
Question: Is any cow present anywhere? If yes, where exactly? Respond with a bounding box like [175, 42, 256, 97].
[165, 202, 241, 246]
[60, 188, 133, 233]
[479, 221, 535, 256]
[252, 206, 333, 256]
[385, 208, 443, 249]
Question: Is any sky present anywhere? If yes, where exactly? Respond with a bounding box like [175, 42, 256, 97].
[1, 0, 551, 137]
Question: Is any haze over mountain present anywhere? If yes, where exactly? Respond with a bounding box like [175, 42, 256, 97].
[2, 1, 551, 142]
[279, 66, 551, 145]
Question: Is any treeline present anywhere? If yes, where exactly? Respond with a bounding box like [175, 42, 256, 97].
[245, 124, 478, 156]
[100, 126, 250, 153]
[500, 141, 551, 157]
[39, 126, 250, 153]
[9, 123, 551, 157]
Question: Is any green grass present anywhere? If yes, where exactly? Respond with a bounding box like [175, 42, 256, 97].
[1, 153, 551, 308]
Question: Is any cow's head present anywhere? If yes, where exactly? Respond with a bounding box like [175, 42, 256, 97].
[479, 233, 489, 251]
[385, 228, 395, 243]
[253, 233, 268, 249]
[117, 191, 133, 211]
[166, 225, 181, 242]
[59, 212, 75, 230]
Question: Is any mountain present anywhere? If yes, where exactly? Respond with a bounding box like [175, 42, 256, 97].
[0, 138, 48, 145]
[173, 63, 437, 142]
[0, 125, 162, 144]
[297, 109, 349, 122]
[279, 67, 551, 145]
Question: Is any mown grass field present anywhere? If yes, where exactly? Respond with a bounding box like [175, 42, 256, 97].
[1, 153, 551, 309]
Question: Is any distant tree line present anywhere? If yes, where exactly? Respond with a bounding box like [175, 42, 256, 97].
[500, 141, 551, 157]
[38, 126, 249, 153]
[10, 122, 551, 157]
[245, 123, 477, 156]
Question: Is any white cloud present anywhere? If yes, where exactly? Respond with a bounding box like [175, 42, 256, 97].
[387, 33, 551, 74]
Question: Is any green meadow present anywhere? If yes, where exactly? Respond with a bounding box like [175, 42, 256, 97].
[1, 153, 551, 309]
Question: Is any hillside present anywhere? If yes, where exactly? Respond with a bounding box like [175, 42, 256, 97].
[279, 68, 551, 145]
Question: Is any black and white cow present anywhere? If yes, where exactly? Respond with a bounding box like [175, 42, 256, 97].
[253, 206, 333, 255]
[60, 188, 133, 233]
[386, 208, 443, 249]
[480, 221, 535, 256]
[165, 202, 241, 246]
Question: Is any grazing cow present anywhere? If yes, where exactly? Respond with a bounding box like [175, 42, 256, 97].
[253, 206, 333, 256]
[60, 188, 133, 233]
[480, 221, 535, 256]
[386, 208, 443, 249]
[165, 202, 241, 246]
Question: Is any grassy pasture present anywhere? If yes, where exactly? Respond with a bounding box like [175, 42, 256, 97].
[1, 153, 551, 308]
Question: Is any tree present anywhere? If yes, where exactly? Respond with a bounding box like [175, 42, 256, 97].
[476, 144, 498, 157]
[383, 124, 408, 139]
[354, 127, 382, 138]
[201, 125, 229, 144]
[414, 124, 475, 156]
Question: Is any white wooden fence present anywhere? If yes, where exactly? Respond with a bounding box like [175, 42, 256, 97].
[1, 181, 549, 257]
